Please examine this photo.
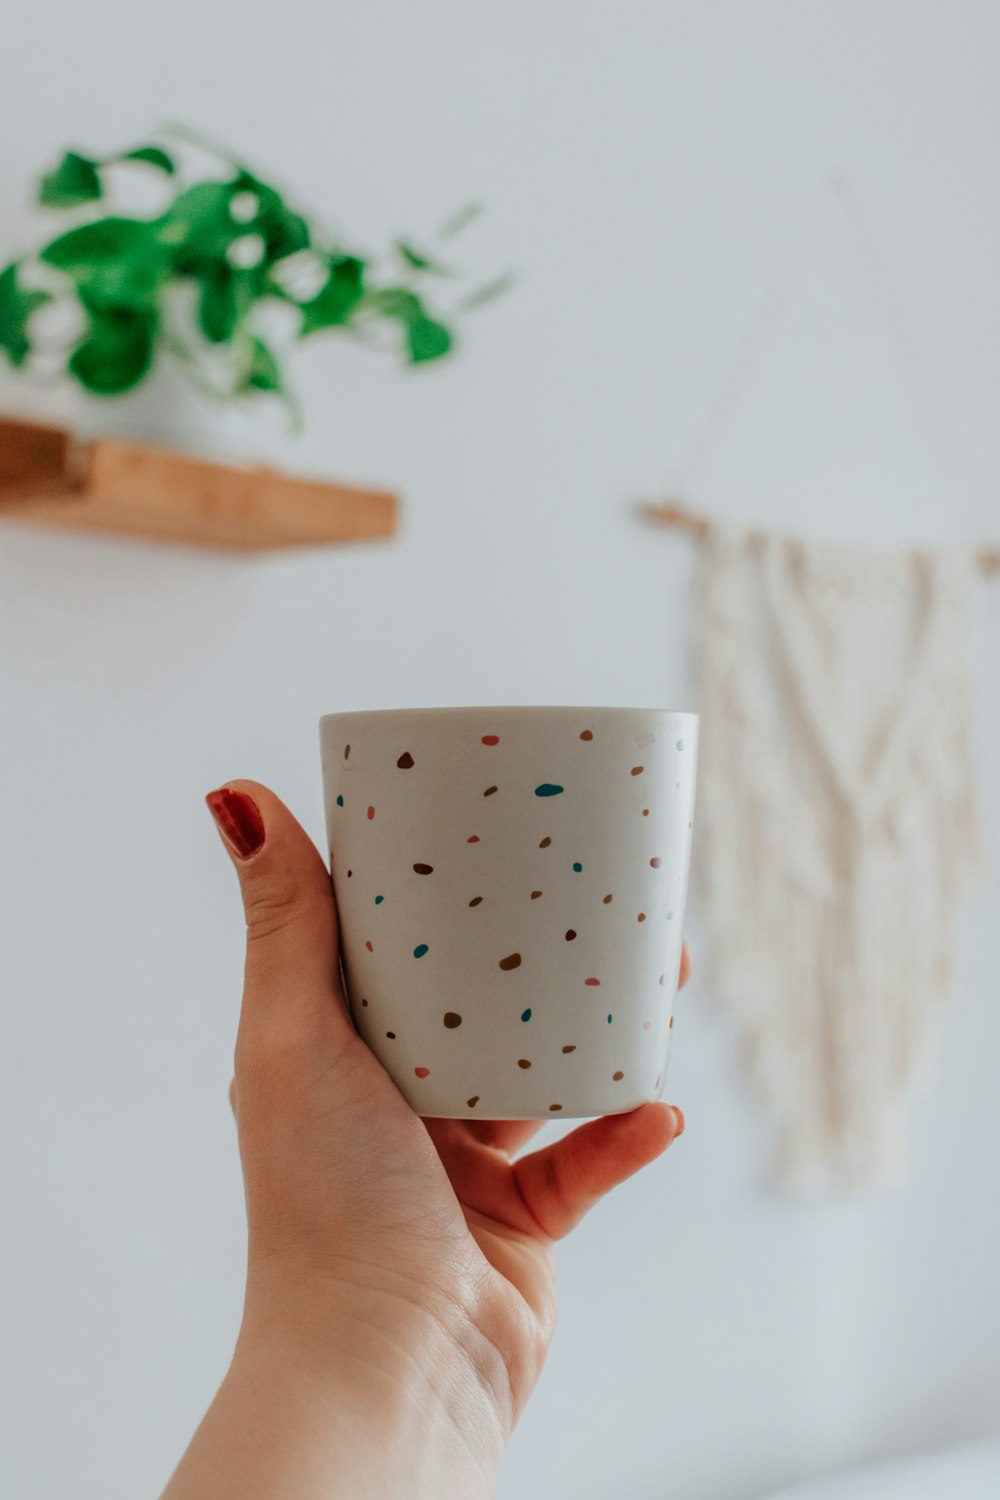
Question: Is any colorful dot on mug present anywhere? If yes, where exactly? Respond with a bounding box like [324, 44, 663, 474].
[365, 940, 373, 952]
[499, 952, 522, 971]
[667, 910, 674, 920]
[585, 977, 601, 986]
[670, 1016, 675, 1029]
[607, 1013, 613, 1023]
[677, 740, 685, 751]
[659, 974, 667, 986]
[467, 1095, 480, 1107]
[469, 895, 483, 907]
[397, 751, 415, 769]
[414, 1067, 430, 1078]
[535, 784, 564, 797]
[518, 1058, 532, 1069]
[613, 1071, 624, 1082]
[565, 929, 577, 941]
[642, 808, 649, 816]
[531, 890, 543, 900]
[539, 836, 552, 848]
[386, 1031, 396, 1039]
[650, 857, 662, 869]
[482, 735, 500, 745]
[467, 835, 481, 843]
[374, 895, 384, 905]
[443, 1012, 463, 1028]
[631, 766, 644, 776]
[336, 794, 344, 807]
[413, 863, 434, 875]
[521, 1008, 532, 1022]
[347, 870, 353, 878]
[414, 944, 429, 958]
[484, 785, 498, 797]
[344, 745, 350, 760]
[562, 1044, 577, 1053]
[573, 862, 583, 873]
[361, 998, 368, 1007]
[643, 1020, 652, 1030]
[603, 894, 613, 904]
[580, 730, 593, 740]
[549, 1103, 563, 1112]
[367, 805, 375, 820]
[637, 912, 646, 922]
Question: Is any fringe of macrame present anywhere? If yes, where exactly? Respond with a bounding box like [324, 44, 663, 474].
[689, 526, 983, 1195]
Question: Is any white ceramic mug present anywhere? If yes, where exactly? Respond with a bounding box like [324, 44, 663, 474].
[319, 705, 697, 1118]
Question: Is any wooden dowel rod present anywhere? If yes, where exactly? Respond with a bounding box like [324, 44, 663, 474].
[639, 499, 1000, 575]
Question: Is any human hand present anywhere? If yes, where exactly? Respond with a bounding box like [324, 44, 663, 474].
[166, 779, 689, 1499]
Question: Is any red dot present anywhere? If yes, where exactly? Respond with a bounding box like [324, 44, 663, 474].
[643, 1020, 652, 1030]
[650, 857, 662, 868]
[414, 1066, 430, 1078]
[584, 977, 601, 986]
[481, 735, 500, 745]
[467, 834, 481, 843]
[367, 806, 375, 820]
[365, 940, 373, 952]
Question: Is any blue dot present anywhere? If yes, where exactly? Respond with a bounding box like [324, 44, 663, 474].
[667, 910, 673, 920]
[413, 943, 429, 958]
[535, 783, 565, 797]
[336, 794, 344, 806]
[607, 1013, 613, 1024]
[573, 861, 583, 873]
[374, 895, 384, 905]
[676, 740, 685, 751]
[521, 1008, 532, 1022]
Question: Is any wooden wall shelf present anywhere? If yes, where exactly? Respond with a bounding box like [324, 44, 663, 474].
[0, 415, 398, 552]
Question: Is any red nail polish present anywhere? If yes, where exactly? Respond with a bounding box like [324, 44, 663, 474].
[672, 1106, 685, 1138]
[206, 787, 266, 860]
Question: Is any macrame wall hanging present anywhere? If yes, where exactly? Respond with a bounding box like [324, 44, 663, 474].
[640, 176, 997, 1194]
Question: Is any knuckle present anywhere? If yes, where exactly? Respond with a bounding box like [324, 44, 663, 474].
[242, 875, 302, 942]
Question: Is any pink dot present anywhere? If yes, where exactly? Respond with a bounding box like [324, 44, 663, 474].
[650, 857, 662, 868]
[414, 1066, 430, 1079]
[367, 805, 375, 820]
[467, 834, 481, 843]
[365, 940, 373, 952]
[584, 977, 601, 986]
[481, 735, 500, 745]
[643, 1020, 652, 1030]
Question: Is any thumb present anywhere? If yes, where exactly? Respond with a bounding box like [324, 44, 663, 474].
[205, 780, 352, 1049]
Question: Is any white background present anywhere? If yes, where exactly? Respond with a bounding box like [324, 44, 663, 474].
[1, 4, 998, 1498]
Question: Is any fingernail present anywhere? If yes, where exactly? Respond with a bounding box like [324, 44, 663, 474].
[206, 787, 266, 861]
[671, 1106, 685, 1138]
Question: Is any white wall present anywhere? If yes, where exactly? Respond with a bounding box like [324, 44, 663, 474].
[2, 4, 999, 1498]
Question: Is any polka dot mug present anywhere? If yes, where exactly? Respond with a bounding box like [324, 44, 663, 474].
[319, 705, 698, 1119]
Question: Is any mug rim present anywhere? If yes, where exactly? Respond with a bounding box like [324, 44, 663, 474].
[320, 705, 699, 725]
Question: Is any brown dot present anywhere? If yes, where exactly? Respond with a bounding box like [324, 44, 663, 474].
[580, 729, 593, 740]
[413, 863, 434, 875]
[637, 912, 646, 922]
[484, 785, 498, 797]
[518, 1058, 532, 1069]
[396, 751, 414, 769]
[469, 896, 483, 907]
[613, 1070, 624, 1081]
[531, 890, 543, 900]
[669, 1016, 674, 1029]
[539, 836, 552, 848]
[467, 1095, 480, 1107]
[361, 997, 368, 1007]
[499, 953, 522, 971]
[565, 929, 577, 941]
[631, 765, 644, 776]
[443, 1012, 463, 1028]
[562, 1044, 577, 1053]
[603, 893, 613, 904]
[347, 870, 353, 878]
[386, 1031, 396, 1039]
[642, 808, 650, 817]
[344, 744, 351, 759]
[549, 1103, 563, 1112]
[650, 857, 662, 868]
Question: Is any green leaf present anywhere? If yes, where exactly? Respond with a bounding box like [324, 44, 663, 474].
[39, 151, 102, 208]
[235, 174, 310, 262]
[0, 263, 52, 367]
[406, 315, 452, 363]
[437, 201, 484, 240]
[396, 240, 453, 275]
[68, 306, 157, 394]
[197, 265, 257, 343]
[459, 270, 516, 311]
[40, 218, 168, 309]
[299, 256, 365, 335]
[245, 336, 282, 392]
[122, 145, 175, 174]
[157, 183, 241, 266]
[365, 287, 424, 322]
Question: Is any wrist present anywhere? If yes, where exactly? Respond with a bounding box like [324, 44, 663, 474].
[234, 1275, 511, 1497]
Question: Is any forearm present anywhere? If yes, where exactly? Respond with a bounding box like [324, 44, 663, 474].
[159, 1307, 508, 1500]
